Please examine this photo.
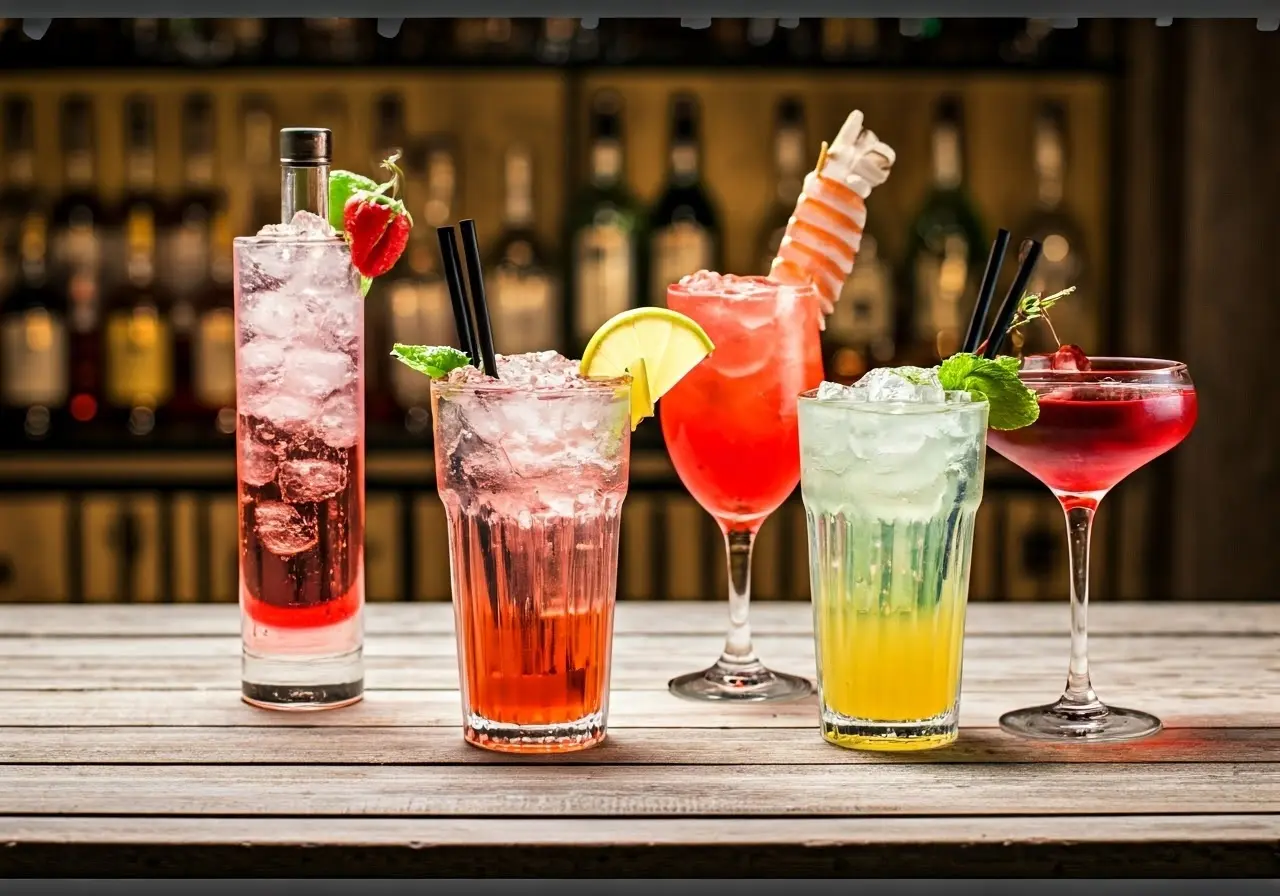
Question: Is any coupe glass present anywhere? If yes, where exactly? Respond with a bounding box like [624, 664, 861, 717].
[986, 357, 1197, 741]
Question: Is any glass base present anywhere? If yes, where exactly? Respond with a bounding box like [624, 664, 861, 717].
[1000, 700, 1162, 742]
[464, 711, 606, 754]
[821, 707, 958, 752]
[242, 613, 364, 711]
[668, 659, 813, 703]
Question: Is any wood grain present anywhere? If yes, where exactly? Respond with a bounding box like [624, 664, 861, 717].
[0, 600, 1274, 877]
[1, 600, 1275, 638]
[0, 763, 1274, 817]
[0, 687, 1274, 729]
[3, 815, 1276, 876]
[1, 725, 1274, 765]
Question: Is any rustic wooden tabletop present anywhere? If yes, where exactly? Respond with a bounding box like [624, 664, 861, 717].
[0, 601, 1276, 877]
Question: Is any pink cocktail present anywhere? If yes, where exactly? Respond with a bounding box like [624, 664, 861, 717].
[235, 128, 365, 710]
[987, 355, 1197, 741]
[662, 272, 824, 702]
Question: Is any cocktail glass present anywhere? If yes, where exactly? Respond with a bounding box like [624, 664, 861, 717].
[986, 356, 1197, 741]
[798, 385, 988, 750]
[662, 274, 825, 702]
[432, 353, 632, 753]
[236, 129, 365, 710]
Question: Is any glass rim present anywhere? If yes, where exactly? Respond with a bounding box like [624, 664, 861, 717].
[797, 387, 989, 414]
[666, 275, 817, 302]
[430, 373, 633, 399]
[233, 233, 349, 248]
[1015, 355, 1189, 377]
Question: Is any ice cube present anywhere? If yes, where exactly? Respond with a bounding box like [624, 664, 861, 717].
[277, 459, 348, 503]
[248, 394, 314, 433]
[315, 391, 359, 449]
[857, 366, 945, 403]
[240, 291, 303, 341]
[239, 338, 286, 379]
[278, 346, 356, 402]
[815, 380, 857, 402]
[240, 436, 279, 488]
[256, 211, 336, 241]
[253, 501, 318, 557]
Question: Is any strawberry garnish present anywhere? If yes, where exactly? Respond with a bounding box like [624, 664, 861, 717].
[343, 153, 413, 279]
[1049, 343, 1091, 371]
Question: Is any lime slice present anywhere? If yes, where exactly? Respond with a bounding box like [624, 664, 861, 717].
[580, 308, 714, 429]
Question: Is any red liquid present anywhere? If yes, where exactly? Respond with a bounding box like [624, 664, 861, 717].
[446, 501, 620, 738]
[661, 280, 825, 529]
[987, 385, 1198, 498]
[238, 415, 365, 629]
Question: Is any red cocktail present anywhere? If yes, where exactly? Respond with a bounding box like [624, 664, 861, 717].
[987, 355, 1197, 741]
[662, 272, 824, 702]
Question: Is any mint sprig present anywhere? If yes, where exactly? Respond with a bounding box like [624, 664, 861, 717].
[938, 352, 1039, 431]
[391, 344, 472, 379]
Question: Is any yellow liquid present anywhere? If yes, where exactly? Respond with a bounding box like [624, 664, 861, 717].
[816, 599, 966, 750]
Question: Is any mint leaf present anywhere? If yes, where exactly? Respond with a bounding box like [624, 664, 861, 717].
[359, 275, 373, 297]
[938, 352, 1039, 431]
[390, 344, 472, 379]
[329, 170, 379, 232]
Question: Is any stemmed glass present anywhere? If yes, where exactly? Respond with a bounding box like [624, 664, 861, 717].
[660, 275, 824, 702]
[986, 356, 1197, 741]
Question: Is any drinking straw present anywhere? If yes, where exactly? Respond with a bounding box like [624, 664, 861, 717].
[435, 225, 483, 369]
[458, 219, 500, 379]
[980, 239, 1043, 360]
[962, 228, 1010, 354]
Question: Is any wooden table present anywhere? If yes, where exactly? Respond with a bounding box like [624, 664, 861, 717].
[0, 601, 1276, 877]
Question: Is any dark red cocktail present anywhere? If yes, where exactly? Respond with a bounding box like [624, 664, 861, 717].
[987, 354, 1196, 743]
[988, 381, 1197, 502]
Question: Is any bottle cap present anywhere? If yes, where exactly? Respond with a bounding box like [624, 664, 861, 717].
[279, 128, 332, 166]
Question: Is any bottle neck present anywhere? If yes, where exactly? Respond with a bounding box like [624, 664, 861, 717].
[931, 123, 962, 191]
[590, 138, 622, 189]
[281, 162, 329, 222]
[774, 126, 805, 202]
[670, 140, 699, 185]
[503, 155, 534, 228]
[6, 151, 34, 189]
[1034, 122, 1065, 210]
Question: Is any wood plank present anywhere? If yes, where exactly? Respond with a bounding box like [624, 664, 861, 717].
[1, 725, 1274, 765]
[3, 814, 1276, 876]
[0, 763, 1274, 817]
[0, 687, 1272, 729]
[0, 635, 1273, 704]
[1, 600, 1275, 638]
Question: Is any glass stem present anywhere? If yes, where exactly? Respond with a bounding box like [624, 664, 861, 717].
[719, 529, 758, 667]
[1059, 503, 1103, 711]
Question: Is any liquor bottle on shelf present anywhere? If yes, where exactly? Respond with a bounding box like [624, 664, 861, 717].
[192, 204, 236, 437]
[824, 224, 898, 382]
[166, 93, 222, 427]
[304, 19, 373, 64]
[0, 95, 38, 302]
[240, 96, 278, 235]
[103, 95, 172, 439]
[50, 95, 106, 433]
[365, 93, 407, 426]
[168, 18, 235, 65]
[1015, 99, 1090, 355]
[385, 139, 461, 435]
[648, 94, 720, 306]
[568, 90, 644, 354]
[486, 144, 560, 356]
[756, 96, 808, 274]
[904, 95, 985, 364]
[1, 98, 66, 443]
[537, 18, 577, 64]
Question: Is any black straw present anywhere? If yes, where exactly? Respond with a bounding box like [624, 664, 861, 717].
[962, 228, 1010, 354]
[980, 239, 1043, 360]
[435, 225, 483, 369]
[458, 219, 500, 380]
